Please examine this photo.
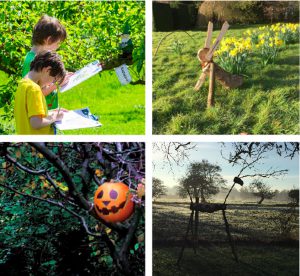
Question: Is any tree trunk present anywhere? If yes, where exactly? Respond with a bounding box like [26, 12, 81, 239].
[258, 196, 264, 204]
[194, 197, 199, 250]
[200, 188, 206, 203]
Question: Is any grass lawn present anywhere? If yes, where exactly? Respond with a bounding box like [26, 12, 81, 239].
[0, 69, 145, 135]
[153, 245, 299, 276]
[153, 200, 299, 275]
[153, 25, 299, 134]
[59, 69, 145, 135]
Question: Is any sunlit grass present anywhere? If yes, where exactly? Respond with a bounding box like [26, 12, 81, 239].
[153, 25, 299, 134]
[58, 70, 145, 135]
[0, 69, 145, 135]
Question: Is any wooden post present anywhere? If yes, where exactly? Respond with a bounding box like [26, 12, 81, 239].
[207, 62, 215, 108]
[194, 196, 199, 250]
[177, 210, 194, 265]
[204, 22, 213, 49]
[222, 209, 239, 262]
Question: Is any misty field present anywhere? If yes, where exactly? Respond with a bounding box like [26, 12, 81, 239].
[153, 199, 299, 275]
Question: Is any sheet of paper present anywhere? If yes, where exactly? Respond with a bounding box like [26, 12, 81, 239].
[120, 34, 131, 48]
[114, 64, 132, 85]
[55, 107, 102, 130]
[60, 60, 102, 92]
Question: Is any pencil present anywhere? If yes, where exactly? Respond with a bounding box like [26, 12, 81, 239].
[56, 106, 61, 118]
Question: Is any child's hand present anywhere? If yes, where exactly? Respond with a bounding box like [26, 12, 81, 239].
[49, 109, 68, 122]
[60, 72, 74, 87]
[55, 111, 64, 122]
[42, 82, 57, 96]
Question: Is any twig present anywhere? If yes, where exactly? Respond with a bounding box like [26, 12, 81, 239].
[5, 154, 46, 175]
[154, 31, 196, 58]
[240, 170, 288, 178]
[5, 153, 76, 205]
[44, 171, 76, 205]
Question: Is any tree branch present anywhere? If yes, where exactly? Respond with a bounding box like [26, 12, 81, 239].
[29, 142, 92, 211]
[222, 142, 291, 181]
[116, 205, 143, 274]
[5, 152, 76, 205]
[240, 169, 288, 179]
[5, 154, 46, 175]
[44, 171, 76, 205]
[0, 182, 101, 237]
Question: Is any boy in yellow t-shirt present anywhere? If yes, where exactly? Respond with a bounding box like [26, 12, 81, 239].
[15, 51, 66, 135]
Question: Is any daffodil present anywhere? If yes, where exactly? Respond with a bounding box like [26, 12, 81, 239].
[229, 48, 238, 57]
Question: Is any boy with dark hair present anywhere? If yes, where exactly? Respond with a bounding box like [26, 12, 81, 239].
[22, 15, 70, 110]
[15, 51, 67, 135]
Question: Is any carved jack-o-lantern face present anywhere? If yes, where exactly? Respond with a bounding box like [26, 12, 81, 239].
[94, 182, 134, 223]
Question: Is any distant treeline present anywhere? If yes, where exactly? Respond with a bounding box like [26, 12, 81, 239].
[153, 1, 299, 31]
[166, 186, 295, 203]
[216, 187, 292, 202]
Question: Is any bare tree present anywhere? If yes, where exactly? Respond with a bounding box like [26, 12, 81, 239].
[219, 142, 297, 203]
[221, 142, 295, 179]
[153, 142, 197, 173]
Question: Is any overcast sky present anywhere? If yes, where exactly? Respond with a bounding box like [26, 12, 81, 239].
[153, 142, 299, 191]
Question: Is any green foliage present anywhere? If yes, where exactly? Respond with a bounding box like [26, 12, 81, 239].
[0, 72, 17, 134]
[0, 143, 145, 275]
[153, 2, 197, 31]
[169, 40, 184, 56]
[0, 1, 145, 134]
[0, 1, 145, 72]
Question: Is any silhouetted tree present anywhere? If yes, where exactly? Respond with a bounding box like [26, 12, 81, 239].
[288, 189, 299, 205]
[177, 160, 226, 202]
[153, 177, 167, 200]
[250, 179, 277, 204]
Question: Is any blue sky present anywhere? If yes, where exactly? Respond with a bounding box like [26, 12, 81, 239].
[153, 142, 299, 191]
